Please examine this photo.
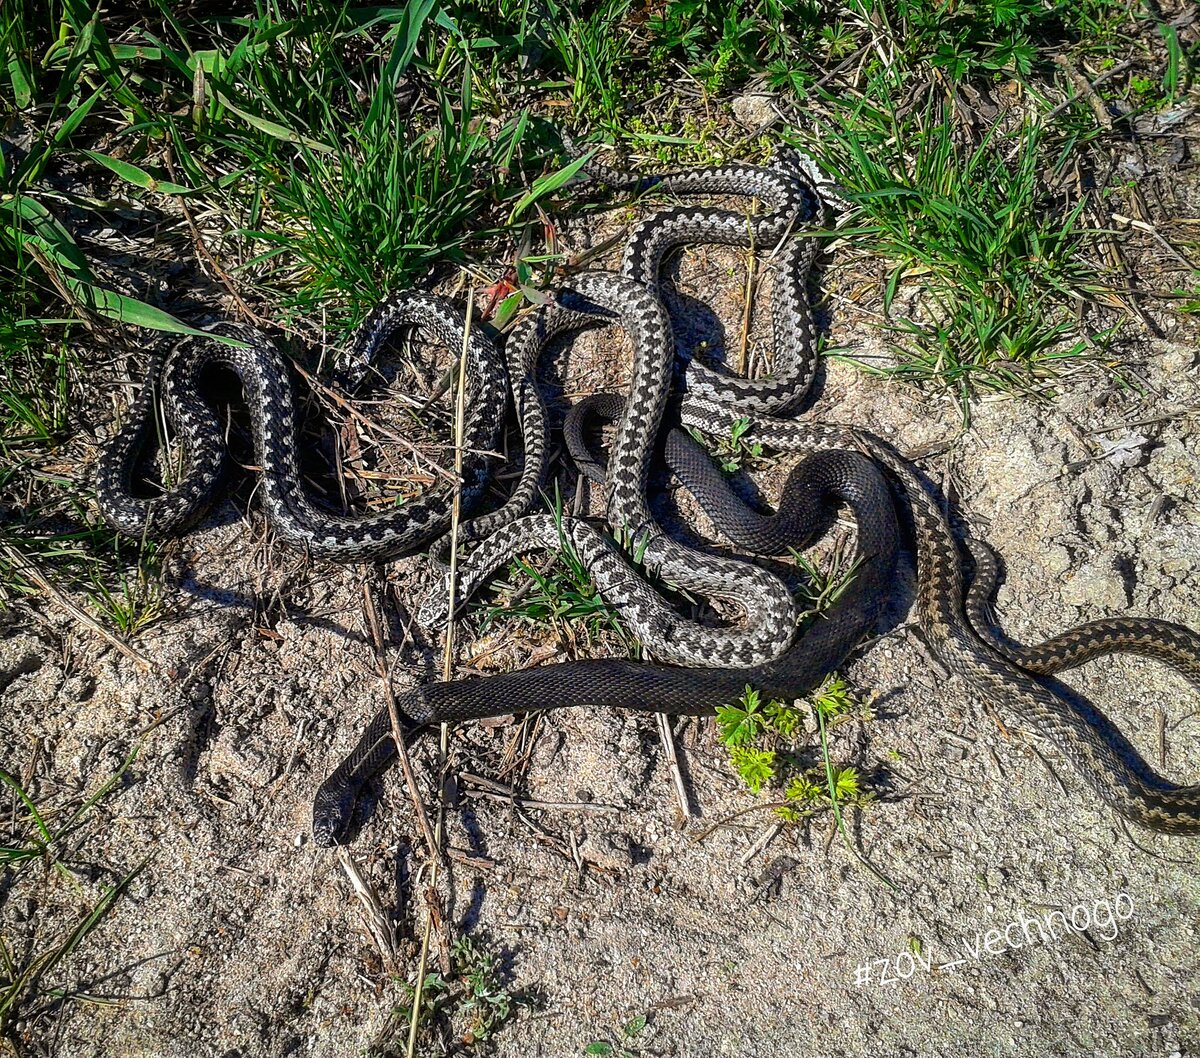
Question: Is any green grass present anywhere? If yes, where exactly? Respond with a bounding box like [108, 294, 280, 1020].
[387, 933, 523, 1052]
[139, 2, 549, 329]
[808, 92, 1109, 403]
[1, 0, 1194, 621]
[0, 259, 163, 630]
[479, 488, 639, 654]
[0, 862, 146, 1046]
[0, 750, 147, 1044]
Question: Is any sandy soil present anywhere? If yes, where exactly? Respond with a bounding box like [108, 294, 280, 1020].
[3, 161, 1200, 1058]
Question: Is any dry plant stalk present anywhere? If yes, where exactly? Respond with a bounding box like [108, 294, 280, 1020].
[406, 283, 475, 1058]
[1, 545, 152, 672]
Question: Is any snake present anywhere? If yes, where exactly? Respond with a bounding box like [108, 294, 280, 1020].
[673, 396, 1200, 835]
[312, 445, 900, 846]
[419, 146, 828, 663]
[316, 141, 1200, 840]
[419, 271, 810, 667]
[98, 150, 825, 667]
[318, 381, 1200, 841]
[90, 138, 1200, 839]
[95, 298, 510, 561]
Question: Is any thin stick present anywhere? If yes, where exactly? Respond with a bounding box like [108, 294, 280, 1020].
[655, 712, 693, 818]
[291, 360, 459, 486]
[360, 582, 441, 863]
[337, 846, 395, 965]
[1043, 59, 1133, 122]
[689, 800, 791, 844]
[406, 284, 474, 1058]
[1052, 55, 1113, 130]
[459, 771, 624, 814]
[1110, 213, 1199, 271]
[737, 215, 758, 376]
[740, 820, 783, 866]
[2, 546, 151, 672]
[461, 789, 623, 813]
[1086, 405, 1200, 437]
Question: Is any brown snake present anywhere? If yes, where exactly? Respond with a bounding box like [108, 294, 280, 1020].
[680, 397, 1200, 835]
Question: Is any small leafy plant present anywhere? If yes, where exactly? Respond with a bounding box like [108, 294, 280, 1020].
[399, 934, 523, 1048]
[716, 678, 876, 820]
[586, 1012, 648, 1056]
[480, 486, 636, 651]
[688, 416, 763, 474]
[450, 935, 518, 1045]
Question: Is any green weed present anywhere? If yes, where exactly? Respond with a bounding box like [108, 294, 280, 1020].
[585, 1012, 648, 1057]
[480, 488, 636, 652]
[806, 90, 1107, 404]
[395, 933, 523, 1050]
[687, 416, 763, 474]
[716, 677, 875, 820]
[543, 0, 638, 127]
[0, 749, 147, 1043]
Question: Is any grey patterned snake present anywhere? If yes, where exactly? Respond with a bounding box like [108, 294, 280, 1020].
[94, 141, 1200, 842]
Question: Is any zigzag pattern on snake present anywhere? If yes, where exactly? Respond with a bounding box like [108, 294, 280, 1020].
[92, 137, 1200, 842]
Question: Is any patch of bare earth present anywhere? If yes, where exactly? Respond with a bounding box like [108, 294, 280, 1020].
[3, 156, 1200, 1058]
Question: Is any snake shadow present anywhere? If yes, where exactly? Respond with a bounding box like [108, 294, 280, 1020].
[660, 244, 836, 418]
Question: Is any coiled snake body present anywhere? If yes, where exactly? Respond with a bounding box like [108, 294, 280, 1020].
[96, 296, 508, 561]
[95, 142, 1200, 843]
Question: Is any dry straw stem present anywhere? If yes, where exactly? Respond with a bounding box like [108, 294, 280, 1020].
[359, 582, 441, 862]
[737, 214, 758, 376]
[656, 712, 693, 818]
[1, 545, 151, 671]
[459, 771, 624, 814]
[406, 281, 475, 1058]
[336, 846, 396, 965]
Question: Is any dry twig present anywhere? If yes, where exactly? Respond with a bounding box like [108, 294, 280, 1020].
[406, 283, 475, 1058]
[2, 545, 152, 672]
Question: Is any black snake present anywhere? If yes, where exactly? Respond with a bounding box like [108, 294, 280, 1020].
[94, 141, 1200, 842]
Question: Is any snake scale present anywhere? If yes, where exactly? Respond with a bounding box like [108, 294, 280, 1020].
[94, 138, 1200, 844]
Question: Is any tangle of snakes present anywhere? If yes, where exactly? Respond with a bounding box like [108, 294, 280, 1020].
[95, 139, 1200, 844]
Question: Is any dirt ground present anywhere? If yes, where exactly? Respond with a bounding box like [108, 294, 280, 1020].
[3, 163, 1200, 1058]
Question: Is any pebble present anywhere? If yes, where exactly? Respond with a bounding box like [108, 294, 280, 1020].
[730, 92, 776, 128]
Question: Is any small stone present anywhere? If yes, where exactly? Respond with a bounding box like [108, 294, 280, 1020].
[1147, 439, 1198, 490]
[580, 830, 634, 869]
[1042, 544, 1072, 577]
[730, 92, 776, 128]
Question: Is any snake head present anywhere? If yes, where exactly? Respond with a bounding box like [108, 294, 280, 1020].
[553, 284, 619, 321]
[416, 591, 451, 630]
[311, 819, 342, 849]
[311, 784, 354, 848]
